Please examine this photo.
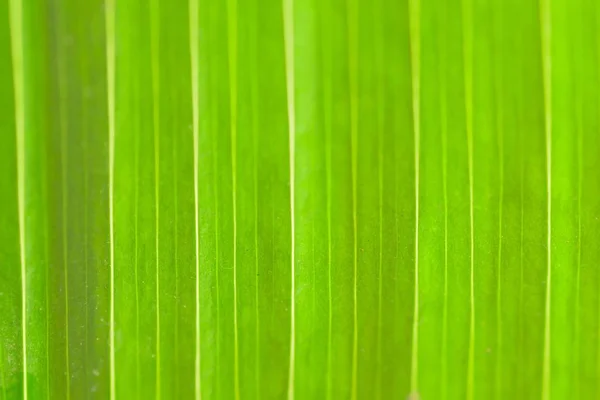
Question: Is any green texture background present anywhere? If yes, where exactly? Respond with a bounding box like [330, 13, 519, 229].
[1, 0, 600, 398]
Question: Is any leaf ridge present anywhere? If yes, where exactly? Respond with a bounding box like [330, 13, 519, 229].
[134, 90, 141, 399]
[407, 0, 421, 393]
[539, 0, 552, 396]
[282, 0, 297, 397]
[320, 2, 333, 397]
[8, 0, 27, 396]
[188, 0, 202, 397]
[346, 0, 359, 396]
[249, 1, 260, 397]
[439, 1, 449, 396]
[493, 4, 505, 398]
[374, 1, 385, 395]
[461, 0, 476, 395]
[149, 1, 161, 396]
[104, 0, 116, 397]
[226, 0, 241, 396]
[56, 13, 71, 399]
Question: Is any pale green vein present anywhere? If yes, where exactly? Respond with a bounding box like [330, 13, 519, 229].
[250, 2, 260, 396]
[56, 11, 71, 398]
[539, 0, 552, 396]
[461, 0, 475, 396]
[282, 0, 296, 397]
[253, 163, 260, 400]
[574, 49, 583, 399]
[441, 103, 449, 397]
[253, 145, 260, 400]
[346, 0, 359, 396]
[226, 0, 240, 396]
[408, 0, 420, 393]
[173, 105, 180, 399]
[494, 6, 504, 398]
[310, 217, 316, 387]
[441, 102, 449, 400]
[79, 29, 90, 387]
[271, 206, 276, 328]
[518, 116, 525, 395]
[134, 89, 141, 399]
[43, 126, 50, 400]
[226, 11, 239, 381]
[253, 100, 260, 400]
[375, 3, 385, 396]
[104, 0, 116, 398]
[597, 3, 600, 386]
[375, 111, 384, 392]
[211, 54, 221, 400]
[149, 0, 161, 396]
[325, 97, 333, 399]
[7, 0, 27, 397]
[439, 3, 448, 396]
[321, 3, 333, 396]
[188, 0, 202, 397]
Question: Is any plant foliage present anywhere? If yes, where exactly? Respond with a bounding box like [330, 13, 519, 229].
[1, 0, 600, 398]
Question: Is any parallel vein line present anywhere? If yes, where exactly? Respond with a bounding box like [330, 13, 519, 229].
[282, 0, 296, 397]
[539, 0, 552, 396]
[104, 0, 116, 397]
[149, 1, 161, 396]
[56, 12, 71, 399]
[320, 3, 333, 396]
[439, 3, 449, 395]
[79, 29, 91, 395]
[8, 0, 27, 397]
[494, 6, 504, 398]
[461, 0, 475, 395]
[134, 98, 141, 399]
[173, 108, 180, 400]
[210, 46, 221, 399]
[518, 110, 525, 396]
[408, 0, 421, 393]
[597, 3, 600, 385]
[375, 2, 385, 395]
[574, 46, 583, 400]
[346, 0, 359, 397]
[43, 120, 50, 400]
[250, 3, 260, 396]
[226, 0, 241, 397]
[188, 0, 202, 397]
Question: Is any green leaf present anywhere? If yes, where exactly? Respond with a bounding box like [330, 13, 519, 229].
[2, 0, 600, 399]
